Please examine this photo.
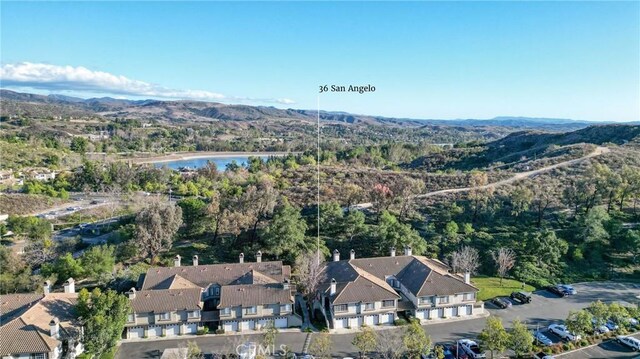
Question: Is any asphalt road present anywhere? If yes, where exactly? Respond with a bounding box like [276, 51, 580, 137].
[557, 332, 640, 359]
[116, 281, 640, 358]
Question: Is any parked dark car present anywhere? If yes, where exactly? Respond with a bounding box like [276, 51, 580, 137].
[491, 297, 512, 309]
[547, 285, 568, 297]
[510, 291, 532, 304]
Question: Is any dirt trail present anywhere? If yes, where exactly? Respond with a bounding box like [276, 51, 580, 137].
[413, 146, 610, 198]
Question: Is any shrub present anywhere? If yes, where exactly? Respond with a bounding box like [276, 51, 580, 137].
[196, 327, 209, 335]
[393, 319, 408, 326]
[215, 328, 225, 334]
[579, 339, 589, 347]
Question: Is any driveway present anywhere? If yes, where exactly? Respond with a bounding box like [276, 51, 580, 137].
[116, 281, 640, 358]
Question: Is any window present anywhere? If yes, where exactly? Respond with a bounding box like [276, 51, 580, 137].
[334, 304, 347, 312]
[127, 313, 135, 322]
[437, 296, 450, 304]
[188, 310, 200, 318]
[31, 354, 45, 359]
[159, 312, 170, 321]
[221, 307, 231, 316]
[244, 306, 257, 315]
[463, 293, 475, 301]
[382, 300, 395, 308]
[419, 297, 431, 305]
[364, 302, 375, 311]
[280, 304, 291, 313]
[214, 287, 220, 295]
[386, 277, 400, 289]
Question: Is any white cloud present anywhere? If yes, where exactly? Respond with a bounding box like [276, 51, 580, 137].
[0, 62, 295, 105]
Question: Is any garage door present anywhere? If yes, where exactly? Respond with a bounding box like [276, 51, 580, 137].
[185, 323, 197, 334]
[165, 324, 180, 336]
[240, 321, 249, 332]
[147, 325, 162, 338]
[128, 327, 144, 339]
[275, 317, 287, 328]
[364, 315, 375, 325]
[416, 310, 426, 320]
[466, 305, 473, 315]
[334, 318, 347, 329]
[223, 321, 238, 332]
[379, 313, 394, 324]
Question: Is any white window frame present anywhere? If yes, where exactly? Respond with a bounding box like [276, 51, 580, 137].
[280, 304, 291, 313]
[382, 300, 395, 308]
[127, 313, 135, 323]
[244, 306, 257, 315]
[364, 302, 375, 311]
[221, 307, 231, 316]
[159, 312, 170, 321]
[334, 304, 347, 312]
[438, 296, 450, 304]
[188, 310, 200, 318]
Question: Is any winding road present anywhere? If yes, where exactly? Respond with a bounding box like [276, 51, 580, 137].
[347, 146, 610, 211]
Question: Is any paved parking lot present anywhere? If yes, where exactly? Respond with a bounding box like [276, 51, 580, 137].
[557, 332, 640, 359]
[116, 281, 640, 358]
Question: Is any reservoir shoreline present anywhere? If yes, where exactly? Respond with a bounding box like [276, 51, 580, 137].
[126, 151, 295, 164]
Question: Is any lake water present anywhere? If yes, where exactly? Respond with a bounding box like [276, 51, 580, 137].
[153, 155, 273, 171]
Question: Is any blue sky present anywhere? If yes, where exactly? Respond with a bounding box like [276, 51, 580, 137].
[1, 1, 638, 122]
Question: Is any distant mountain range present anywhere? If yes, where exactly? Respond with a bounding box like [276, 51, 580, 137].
[0, 89, 635, 130]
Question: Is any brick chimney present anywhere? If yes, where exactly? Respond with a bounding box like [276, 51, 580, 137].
[192, 255, 198, 266]
[64, 278, 75, 293]
[174, 255, 181, 267]
[464, 272, 471, 284]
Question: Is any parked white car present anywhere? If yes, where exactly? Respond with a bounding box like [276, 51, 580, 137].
[548, 324, 581, 342]
[616, 335, 640, 351]
[458, 339, 486, 359]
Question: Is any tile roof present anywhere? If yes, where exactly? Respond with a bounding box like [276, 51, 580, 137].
[0, 293, 44, 323]
[0, 318, 57, 356]
[166, 274, 201, 289]
[322, 255, 478, 304]
[140, 261, 289, 290]
[331, 276, 399, 305]
[218, 284, 293, 308]
[131, 288, 203, 313]
[0, 292, 81, 356]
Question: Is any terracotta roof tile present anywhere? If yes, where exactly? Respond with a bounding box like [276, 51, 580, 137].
[131, 288, 203, 313]
[218, 284, 292, 308]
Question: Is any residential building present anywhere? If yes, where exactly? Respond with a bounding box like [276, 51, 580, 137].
[125, 287, 204, 339]
[319, 247, 482, 330]
[127, 253, 300, 339]
[0, 279, 84, 359]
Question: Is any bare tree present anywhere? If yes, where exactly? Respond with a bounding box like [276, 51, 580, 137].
[376, 328, 406, 359]
[135, 199, 183, 261]
[294, 251, 326, 319]
[242, 181, 278, 243]
[451, 246, 480, 275]
[492, 248, 516, 286]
